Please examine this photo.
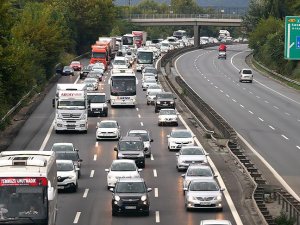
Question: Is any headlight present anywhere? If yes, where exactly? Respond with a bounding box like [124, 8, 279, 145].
[57, 114, 62, 119]
[188, 195, 196, 201]
[170, 101, 174, 104]
[114, 195, 120, 201]
[141, 195, 147, 201]
[138, 153, 144, 157]
[216, 194, 222, 201]
[107, 176, 112, 180]
[157, 101, 160, 104]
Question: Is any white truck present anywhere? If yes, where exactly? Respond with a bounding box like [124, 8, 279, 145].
[87, 92, 108, 117]
[53, 84, 88, 133]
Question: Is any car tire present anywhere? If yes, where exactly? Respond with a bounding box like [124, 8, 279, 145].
[155, 108, 159, 113]
[175, 122, 178, 127]
[250, 80, 253, 83]
[144, 210, 150, 216]
[217, 207, 223, 212]
[158, 122, 161, 126]
[142, 161, 145, 168]
[147, 102, 150, 105]
[112, 210, 117, 216]
[72, 183, 78, 192]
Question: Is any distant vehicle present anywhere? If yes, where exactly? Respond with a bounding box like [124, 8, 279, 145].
[167, 129, 195, 151]
[112, 56, 129, 69]
[160, 40, 171, 53]
[218, 43, 227, 52]
[80, 65, 92, 79]
[147, 89, 163, 105]
[136, 48, 154, 72]
[176, 146, 209, 171]
[70, 61, 82, 71]
[110, 178, 152, 216]
[51, 143, 78, 152]
[142, 66, 158, 80]
[132, 31, 147, 48]
[154, 92, 176, 113]
[173, 30, 187, 39]
[200, 220, 232, 225]
[96, 120, 120, 140]
[127, 129, 153, 157]
[184, 179, 224, 211]
[142, 77, 157, 91]
[87, 92, 108, 117]
[87, 71, 102, 82]
[62, 66, 74, 76]
[55, 151, 83, 178]
[114, 136, 145, 168]
[105, 159, 142, 188]
[56, 160, 79, 192]
[84, 78, 98, 91]
[218, 51, 226, 59]
[158, 108, 178, 126]
[239, 68, 253, 83]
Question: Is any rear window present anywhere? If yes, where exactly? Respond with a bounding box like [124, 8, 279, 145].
[242, 69, 252, 74]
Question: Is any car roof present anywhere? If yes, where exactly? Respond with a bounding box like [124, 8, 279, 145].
[200, 220, 231, 225]
[120, 136, 143, 142]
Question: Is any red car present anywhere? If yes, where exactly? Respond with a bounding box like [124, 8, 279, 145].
[70, 61, 82, 71]
[219, 44, 227, 52]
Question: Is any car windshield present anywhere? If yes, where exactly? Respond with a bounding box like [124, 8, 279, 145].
[52, 144, 73, 152]
[145, 79, 156, 83]
[116, 182, 146, 193]
[157, 93, 173, 99]
[159, 110, 176, 115]
[87, 94, 105, 103]
[128, 132, 149, 142]
[189, 181, 219, 191]
[99, 122, 117, 128]
[57, 162, 74, 171]
[187, 168, 213, 177]
[55, 152, 79, 161]
[111, 162, 136, 171]
[145, 68, 157, 74]
[63, 66, 72, 70]
[119, 141, 143, 151]
[113, 60, 126, 65]
[171, 131, 192, 138]
[181, 148, 204, 155]
[148, 91, 161, 96]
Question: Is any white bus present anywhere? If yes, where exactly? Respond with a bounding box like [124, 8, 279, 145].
[109, 69, 137, 107]
[136, 48, 154, 72]
[0, 151, 57, 225]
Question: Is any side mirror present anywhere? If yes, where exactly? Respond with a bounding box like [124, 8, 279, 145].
[181, 174, 185, 177]
[75, 167, 80, 171]
[75, 149, 79, 152]
[78, 159, 83, 162]
[183, 188, 188, 191]
[105, 169, 109, 172]
[205, 153, 209, 156]
[109, 188, 114, 192]
[107, 99, 111, 103]
[147, 188, 152, 192]
[150, 139, 153, 142]
[138, 169, 143, 172]
[114, 146, 118, 151]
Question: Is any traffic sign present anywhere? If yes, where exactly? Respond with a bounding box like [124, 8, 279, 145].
[284, 16, 300, 60]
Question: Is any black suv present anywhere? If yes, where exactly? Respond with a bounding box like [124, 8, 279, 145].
[111, 178, 152, 216]
[154, 92, 176, 113]
[114, 136, 145, 168]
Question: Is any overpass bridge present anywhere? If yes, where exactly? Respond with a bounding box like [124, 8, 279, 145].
[127, 13, 244, 46]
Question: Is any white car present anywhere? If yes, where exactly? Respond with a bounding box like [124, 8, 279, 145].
[147, 89, 162, 105]
[96, 120, 120, 140]
[146, 84, 163, 95]
[184, 179, 224, 211]
[84, 78, 98, 91]
[56, 160, 78, 192]
[50, 143, 78, 152]
[105, 159, 142, 188]
[181, 164, 215, 191]
[91, 63, 105, 74]
[239, 68, 253, 83]
[127, 129, 153, 157]
[158, 108, 178, 126]
[142, 77, 157, 91]
[112, 56, 129, 69]
[200, 220, 232, 225]
[176, 146, 209, 171]
[167, 129, 195, 151]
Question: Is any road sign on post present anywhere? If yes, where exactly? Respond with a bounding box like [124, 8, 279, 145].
[284, 16, 300, 60]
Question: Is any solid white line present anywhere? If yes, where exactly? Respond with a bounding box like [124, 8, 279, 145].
[83, 189, 89, 198]
[73, 212, 81, 224]
[258, 117, 264, 122]
[138, 114, 141, 118]
[249, 111, 254, 114]
[269, 125, 275, 130]
[154, 188, 158, 197]
[90, 170, 95, 177]
[140, 122, 144, 126]
[297, 146, 300, 150]
[151, 154, 154, 160]
[273, 106, 279, 109]
[281, 135, 289, 140]
[39, 121, 54, 151]
[155, 211, 160, 223]
[93, 154, 97, 161]
[214, 86, 218, 89]
[153, 169, 157, 177]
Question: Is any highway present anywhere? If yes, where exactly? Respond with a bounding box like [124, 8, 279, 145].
[5, 57, 251, 225]
[175, 44, 300, 198]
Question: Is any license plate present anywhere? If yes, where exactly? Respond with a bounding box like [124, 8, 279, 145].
[200, 202, 211, 205]
[58, 186, 64, 189]
[125, 206, 136, 209]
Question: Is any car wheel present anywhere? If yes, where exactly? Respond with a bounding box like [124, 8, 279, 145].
[147, 102, 150, 105]
[83, 130, 87, 134]
[155, 108, 159, 113]
[55, 130, 60, 134]
[142, 161, 145, 168]
[73, 183, 78, 192]
[175, 122, 178, 127]
[112, 210, 117, 216]
[158, 122, 161, 126]
[144, 210, 150, 216]
[250, 80, 253, 83]
[168, 146, 171, 151]
[177, 166, 181, 172]
[217, 207, 223, 212]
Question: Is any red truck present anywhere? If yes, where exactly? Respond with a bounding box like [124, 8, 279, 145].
[90, 40, 111, 69]
[132, 31, 147, 48]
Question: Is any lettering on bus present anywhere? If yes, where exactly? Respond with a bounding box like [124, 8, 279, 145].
[0, 177, 48, 186]
[117, 96, 130, 100]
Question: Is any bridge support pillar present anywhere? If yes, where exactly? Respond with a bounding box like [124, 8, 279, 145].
[194, 25, 201, 48]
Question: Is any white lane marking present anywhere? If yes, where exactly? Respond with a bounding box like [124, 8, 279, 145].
[136, 108, 139, 111]
[154, 188, 158, 197]
[281, 135, 289, 140]
[249, 110, 254, 114]
[265, 100, 269, 104]
[269, 125, 275, 130]
[273, 106, 279, 109]
[39, 121, 54, 151]
[95, 142, 98, 147]
[210, 82, 214, 85]
[83, 189, 89, 198]
[155, 211, 160, 223]
[153, 169, 157, 177]
[220, 90, 224, 93]
[138, 114, 141, 118]
[140, 122, 144, 126]
[249, 91, 253, 94]
[214, 86, 218, 89]
[285, 112, 290, 116]
[238, 133, 300, 201]
[90, 170, 95, 177]
[93, 154, 97, 161]
[207, 79, 210, 82]
[297, 146, 300, 150]
[256, 96, 260, 99]
[232, 99, 237, 102]
[240, 104, 244, 108]
[151, 154, 154, 160]
[226, 94, 230, 98]
[258, 117, 264, 122]
[73, 212, 81, 224]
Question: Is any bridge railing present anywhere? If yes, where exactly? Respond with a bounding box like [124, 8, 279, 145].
[129, 13, 243, 20]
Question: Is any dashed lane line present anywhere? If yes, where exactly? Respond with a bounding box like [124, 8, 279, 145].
[269, 125, 275, 130]
[155, 211, 160, 223]
[73, 212, 81, 224]
[90, 170, 95, 178]
[281, 135, 289, 140]
[83, 189, 89, 198]
[151, 154, 154, 161]
[93, 154, 97, 161]
[153, 169, 157, 177]
[154, 188, 158, 197]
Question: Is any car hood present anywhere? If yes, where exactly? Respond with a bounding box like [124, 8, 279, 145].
[90, 103, 106, 109]
[159, 115, 177, 119]
[169, 137, 193, 142]
[97, 128, 118, 132]
[116, 193, 145, 198]
[108, 171, 140, 178]
[187, 190, 220, 198]
[118, 151, 144, 155]
[157, 98, 174, 101]
[57, 170, 75, 177]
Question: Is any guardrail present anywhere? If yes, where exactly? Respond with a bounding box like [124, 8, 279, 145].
[159, 45, 300, 224]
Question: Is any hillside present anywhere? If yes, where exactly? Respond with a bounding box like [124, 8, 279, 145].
[115, 0, 249, 7]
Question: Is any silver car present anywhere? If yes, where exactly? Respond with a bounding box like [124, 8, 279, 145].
[142, 78, 157, 91]
[184, 179, 224, 211]
[176, 146, 209, 171]
[181, 164, 216, 191]
[127, 129, 153, 157]
[200, 220, 232, 225]
[239, 68, 253, 83]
